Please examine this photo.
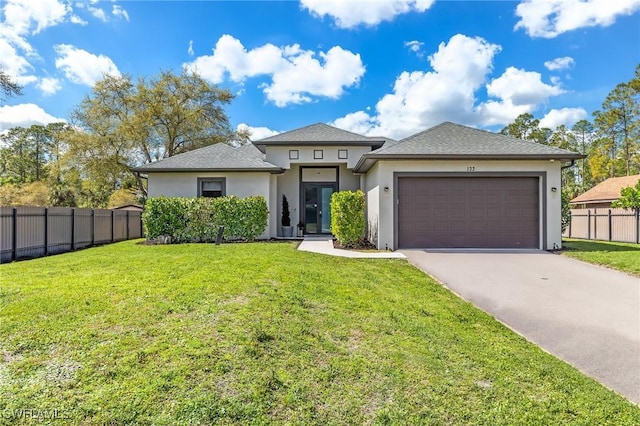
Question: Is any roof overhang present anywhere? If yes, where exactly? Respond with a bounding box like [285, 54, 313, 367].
[353, 153, 586, 173]
[133, 167, 284, 174]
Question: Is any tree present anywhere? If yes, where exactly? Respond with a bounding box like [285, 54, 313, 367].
[0, 123, 70, 185]
[611, 180, 640, 212]
[69, 70, 238, 197]
[0, 69, 22, 103]
[592, 67, 640, 179]
[500, 113, 551, 145]
[572, 119, 594, 189]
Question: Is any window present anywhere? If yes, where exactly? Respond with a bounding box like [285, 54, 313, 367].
[289, 150, 299, 160]
[314, 149, 323, 159]
[338, 149, 348, 159]
[198, 178, 226, 198]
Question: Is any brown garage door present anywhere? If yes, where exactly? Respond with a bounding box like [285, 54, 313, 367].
[398, 177, 539, 249]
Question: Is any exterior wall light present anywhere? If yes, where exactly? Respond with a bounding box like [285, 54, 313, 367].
[551, 187, 557, 192]
[384, 186, 390, 192]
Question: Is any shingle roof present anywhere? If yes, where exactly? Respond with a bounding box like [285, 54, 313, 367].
[571, 175, 640, 204]
[134, 143, 282, 173]
[372, 122, 584, 157]
[354, 122, 584, 172]
[254, 123, 386, 148]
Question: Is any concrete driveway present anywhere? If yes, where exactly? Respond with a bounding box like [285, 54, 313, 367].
[401, 250, 640, 404]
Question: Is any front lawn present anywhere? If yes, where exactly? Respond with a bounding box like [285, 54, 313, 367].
[1, 241, 638, 424]
[563, 238, 640, 276]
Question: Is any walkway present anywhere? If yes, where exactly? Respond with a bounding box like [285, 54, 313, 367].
[297, 236, 405, 259]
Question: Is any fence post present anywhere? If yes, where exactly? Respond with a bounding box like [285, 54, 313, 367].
[587, 210, 591, 240]
[636, 209, 639, 244]
[44, 208, 49, 256]
[91, 209, 95, 245]
[111, 210, 115, 243]
[568, 211, 572, 238]
[11, 207, 17, 261]
[71, 208, 76, 251]
[126, 211, 130, 240]
[608, 209, 612, 241]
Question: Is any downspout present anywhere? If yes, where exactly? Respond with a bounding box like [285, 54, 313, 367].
[558, 160, 576, 250]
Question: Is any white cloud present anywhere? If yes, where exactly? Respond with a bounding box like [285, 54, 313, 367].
[36, 77, 62, 96]
[332, 34, 501, 139]
[515, 0, 640, 38]
[332, 34, 571, 138]
[185, 34, 365, 107]
[404, 40, 424, 55]
[0, 103, 65, 131]
[237, 123, 279, 141]
[112, 5, 129, 21]
[332, 111, 377, 136]
[54, 44, 120, 86]
[0, 0, 86, 88]
[70, 14, 88, 25]
[187, 40, 194, 56]
[539, 107, 587, 129]
[1, 0, 69, 36]
[487, 67, 564, 105]
[301, 0, 435, 28]
[87, 5, 107, 22]
[544, 56, 575, 71]
[476, 67, 564, 126]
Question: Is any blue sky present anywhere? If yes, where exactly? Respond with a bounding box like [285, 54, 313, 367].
[1, 0, 639, 140]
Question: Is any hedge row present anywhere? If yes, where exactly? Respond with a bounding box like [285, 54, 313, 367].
[143, 196, 268, 242]
[330, 190, 365, 247]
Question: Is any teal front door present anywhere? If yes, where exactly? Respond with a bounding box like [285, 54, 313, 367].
[303, 183, 336, 234]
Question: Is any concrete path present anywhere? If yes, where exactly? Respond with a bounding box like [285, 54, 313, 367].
[401, 249, 640, 404]
[298, 236, 405, 258]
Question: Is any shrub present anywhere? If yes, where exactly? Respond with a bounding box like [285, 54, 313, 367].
[330, 190, 365, 247]
[142, 195, 269, 243]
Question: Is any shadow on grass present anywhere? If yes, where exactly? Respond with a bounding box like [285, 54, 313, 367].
[563, 239, 640, 252]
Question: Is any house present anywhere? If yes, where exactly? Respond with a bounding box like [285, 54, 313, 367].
[135, 122, 583, 250]
[570, 175, 640, 209]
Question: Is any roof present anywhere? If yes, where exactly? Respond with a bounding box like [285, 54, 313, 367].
[354, 122, 585, 172]
[254, 122, 387, 152]
[134, 142, 282, 173]
[570, 175, 640, 204]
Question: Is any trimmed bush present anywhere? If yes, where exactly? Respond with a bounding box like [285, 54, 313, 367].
[330, 190, 365, 247]
[143, 195, 268, 242]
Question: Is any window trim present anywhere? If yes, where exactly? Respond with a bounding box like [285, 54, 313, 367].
[338, 149, 348, 159]
[289, 149, 299, 160]
[314, 149, 323, 159]
[197, 177, 226, 198]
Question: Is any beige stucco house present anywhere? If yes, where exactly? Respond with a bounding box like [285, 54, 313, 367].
[135, 122, 583, 250]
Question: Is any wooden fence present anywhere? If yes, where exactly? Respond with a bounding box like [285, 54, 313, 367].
[564, 208, 640, 244]
[0, 207, 143, 263]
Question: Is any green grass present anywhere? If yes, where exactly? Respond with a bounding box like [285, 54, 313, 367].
[563, 238, 640, 276]
[1, 241, 638, 425]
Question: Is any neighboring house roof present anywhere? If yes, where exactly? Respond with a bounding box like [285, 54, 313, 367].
[354, 122, 585, 172]
[112, 204, 144, 211]
[134, 142, 282, 173]
[570, 174, 640, 204]
[253, 122, 387, 152]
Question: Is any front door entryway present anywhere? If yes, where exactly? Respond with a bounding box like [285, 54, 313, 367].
[303, 183, 336, 234]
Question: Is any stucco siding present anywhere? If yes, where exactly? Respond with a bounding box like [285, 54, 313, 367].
[368, 160, 563, 250]
[364, 162, 381, 247]
[147, 172, 274, 238]
[265, 146, 372, 169]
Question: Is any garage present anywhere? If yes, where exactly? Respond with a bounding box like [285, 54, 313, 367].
[397, 176, 539, 249]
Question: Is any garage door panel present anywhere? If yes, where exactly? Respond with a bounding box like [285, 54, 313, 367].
[398, 177, 539, 249]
